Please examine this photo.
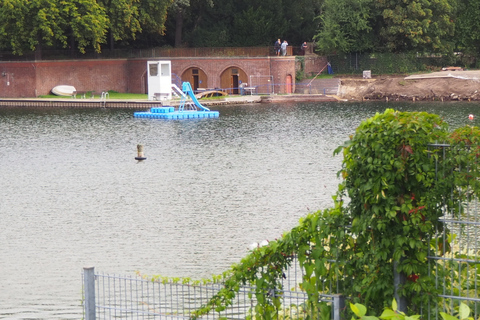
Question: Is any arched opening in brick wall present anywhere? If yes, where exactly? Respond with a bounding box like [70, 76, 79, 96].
[220, 67, 247, 94]
[181, 67, 208, 91]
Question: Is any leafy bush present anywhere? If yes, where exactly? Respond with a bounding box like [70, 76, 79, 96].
[187, 109, 480, 320]
[350, 299, 474, 320]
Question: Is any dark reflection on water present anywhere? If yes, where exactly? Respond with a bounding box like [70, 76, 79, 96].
[1, 101, 480, 319]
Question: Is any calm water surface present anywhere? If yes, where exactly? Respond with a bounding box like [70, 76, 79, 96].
[1, 101, 479, 319]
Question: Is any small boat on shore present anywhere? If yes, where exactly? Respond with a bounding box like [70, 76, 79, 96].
[51, 85, 76, 96]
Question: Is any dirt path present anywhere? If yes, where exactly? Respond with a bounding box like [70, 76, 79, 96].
[338, 71, 480, 101]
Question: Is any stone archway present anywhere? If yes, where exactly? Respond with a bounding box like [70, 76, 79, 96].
[220, 66, 248, 94]
[181, 67, 208, 91]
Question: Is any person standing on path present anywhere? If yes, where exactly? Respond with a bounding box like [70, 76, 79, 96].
[274, 39, 281, 56]
[281, 40, 288, 56]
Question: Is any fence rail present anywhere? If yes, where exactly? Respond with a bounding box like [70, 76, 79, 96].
[0, 46, 296, 61]
[83, 258, 345, 320]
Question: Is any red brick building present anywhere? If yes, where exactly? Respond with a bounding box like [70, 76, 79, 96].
[0, 54, 326, 98]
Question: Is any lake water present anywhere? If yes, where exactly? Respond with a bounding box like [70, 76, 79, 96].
[1, 101, 479, 319]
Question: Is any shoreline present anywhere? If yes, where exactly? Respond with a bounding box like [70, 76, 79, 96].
[0, 94, 338, 108]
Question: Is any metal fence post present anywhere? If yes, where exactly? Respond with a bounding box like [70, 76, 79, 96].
[84, 267, 96, 320]
[333, 294, 345, 320]
[393, 261, 407, 313]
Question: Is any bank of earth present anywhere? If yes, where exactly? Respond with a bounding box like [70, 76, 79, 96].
[337, 70, 480, 102]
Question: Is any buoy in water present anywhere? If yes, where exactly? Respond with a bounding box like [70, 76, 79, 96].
[469, 114, 474, 120]
[135, 144, 147, 160]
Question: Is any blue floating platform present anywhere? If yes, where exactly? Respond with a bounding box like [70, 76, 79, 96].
[134, 107, 219, 120]
[136, 82, 219, 120]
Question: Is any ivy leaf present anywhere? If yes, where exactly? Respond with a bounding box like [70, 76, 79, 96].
[351, 303, 367, 317]
[409, 239, 416, 249]
[379, 309, 397, 319]
[334, 144, 345, 156]
[392, 299, 398, 312]
[440, 312, 458, 320]
[459, 303, 471, 320]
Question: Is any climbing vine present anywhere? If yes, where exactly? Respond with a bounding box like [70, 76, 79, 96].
[146, 109, 480, 320]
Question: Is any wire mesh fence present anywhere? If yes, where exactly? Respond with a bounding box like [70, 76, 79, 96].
[82, 143, 480, 320]
[83, 255, 343, 320]
[426, 144, 480, 319]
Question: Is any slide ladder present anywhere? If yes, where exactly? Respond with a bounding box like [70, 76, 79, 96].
[171, 84, 186, 99]
[179, 82, 210, 112]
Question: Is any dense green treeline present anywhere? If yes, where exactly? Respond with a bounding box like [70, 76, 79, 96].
[1, 0, 480, 65]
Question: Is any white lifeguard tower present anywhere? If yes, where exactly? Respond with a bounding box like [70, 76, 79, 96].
[147, 61, 172, 101]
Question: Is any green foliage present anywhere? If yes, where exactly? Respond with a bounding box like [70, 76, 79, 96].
[315, 0, 456, 54]
[4, 0, 480, 58]
[155, 109, 480, 320]
[232, 7, 280, 47]
[440, 302, 474, 320]
[335, 110, 451, 310]
[189, 202, 350, 320]
[98, 0, 171, 44]
[0, 0, 171, 54]
[378, 0, 456, 53]
[350, 300, 472, 320]
[327, 52, 452, 75]
[295, 56, 306, 82]
[314, 0, 375, 54]
[0, 0, 108, 54]
[168, 0, 319, 48]
[65, 0, 109, 53]
[336, 110, 480, 311]
[454, 0, 480, 55]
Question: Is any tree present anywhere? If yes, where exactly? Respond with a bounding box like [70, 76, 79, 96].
[137, 0, 171, 35]
[314, 0, 457, 54]
[377, 0, 456, 53]
[314, 0, 375, 53]
[232, 6, 283, 46]
[0, 0, 171, 54]
[63, 0, 109, 53]
[165, 0, 322, 48]
[453, 0, 480, 60]
[0, 0, 108, 55]
[101, 0, 171, 49]
[168, 0, 213, 47]
[282, 0, 323, 45]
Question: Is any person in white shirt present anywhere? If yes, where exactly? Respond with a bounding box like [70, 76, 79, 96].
[281, 40, 288, 56]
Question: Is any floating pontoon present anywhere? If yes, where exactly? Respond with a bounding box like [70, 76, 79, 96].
[134, 82, 219, 120]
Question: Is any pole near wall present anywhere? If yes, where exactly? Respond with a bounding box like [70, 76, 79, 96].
[333, 294, 345, 320]
[393, 261, 407, 313]
[84, 267, 96, 320]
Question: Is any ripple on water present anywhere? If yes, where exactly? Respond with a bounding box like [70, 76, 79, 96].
[2, 101, 480, 318]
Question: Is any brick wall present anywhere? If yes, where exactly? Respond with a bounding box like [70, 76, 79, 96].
[0, 55, 322, 98]
[269, 57, 297, 93]
[304, 56, 328, 77]
[0, 62, 37, 98]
